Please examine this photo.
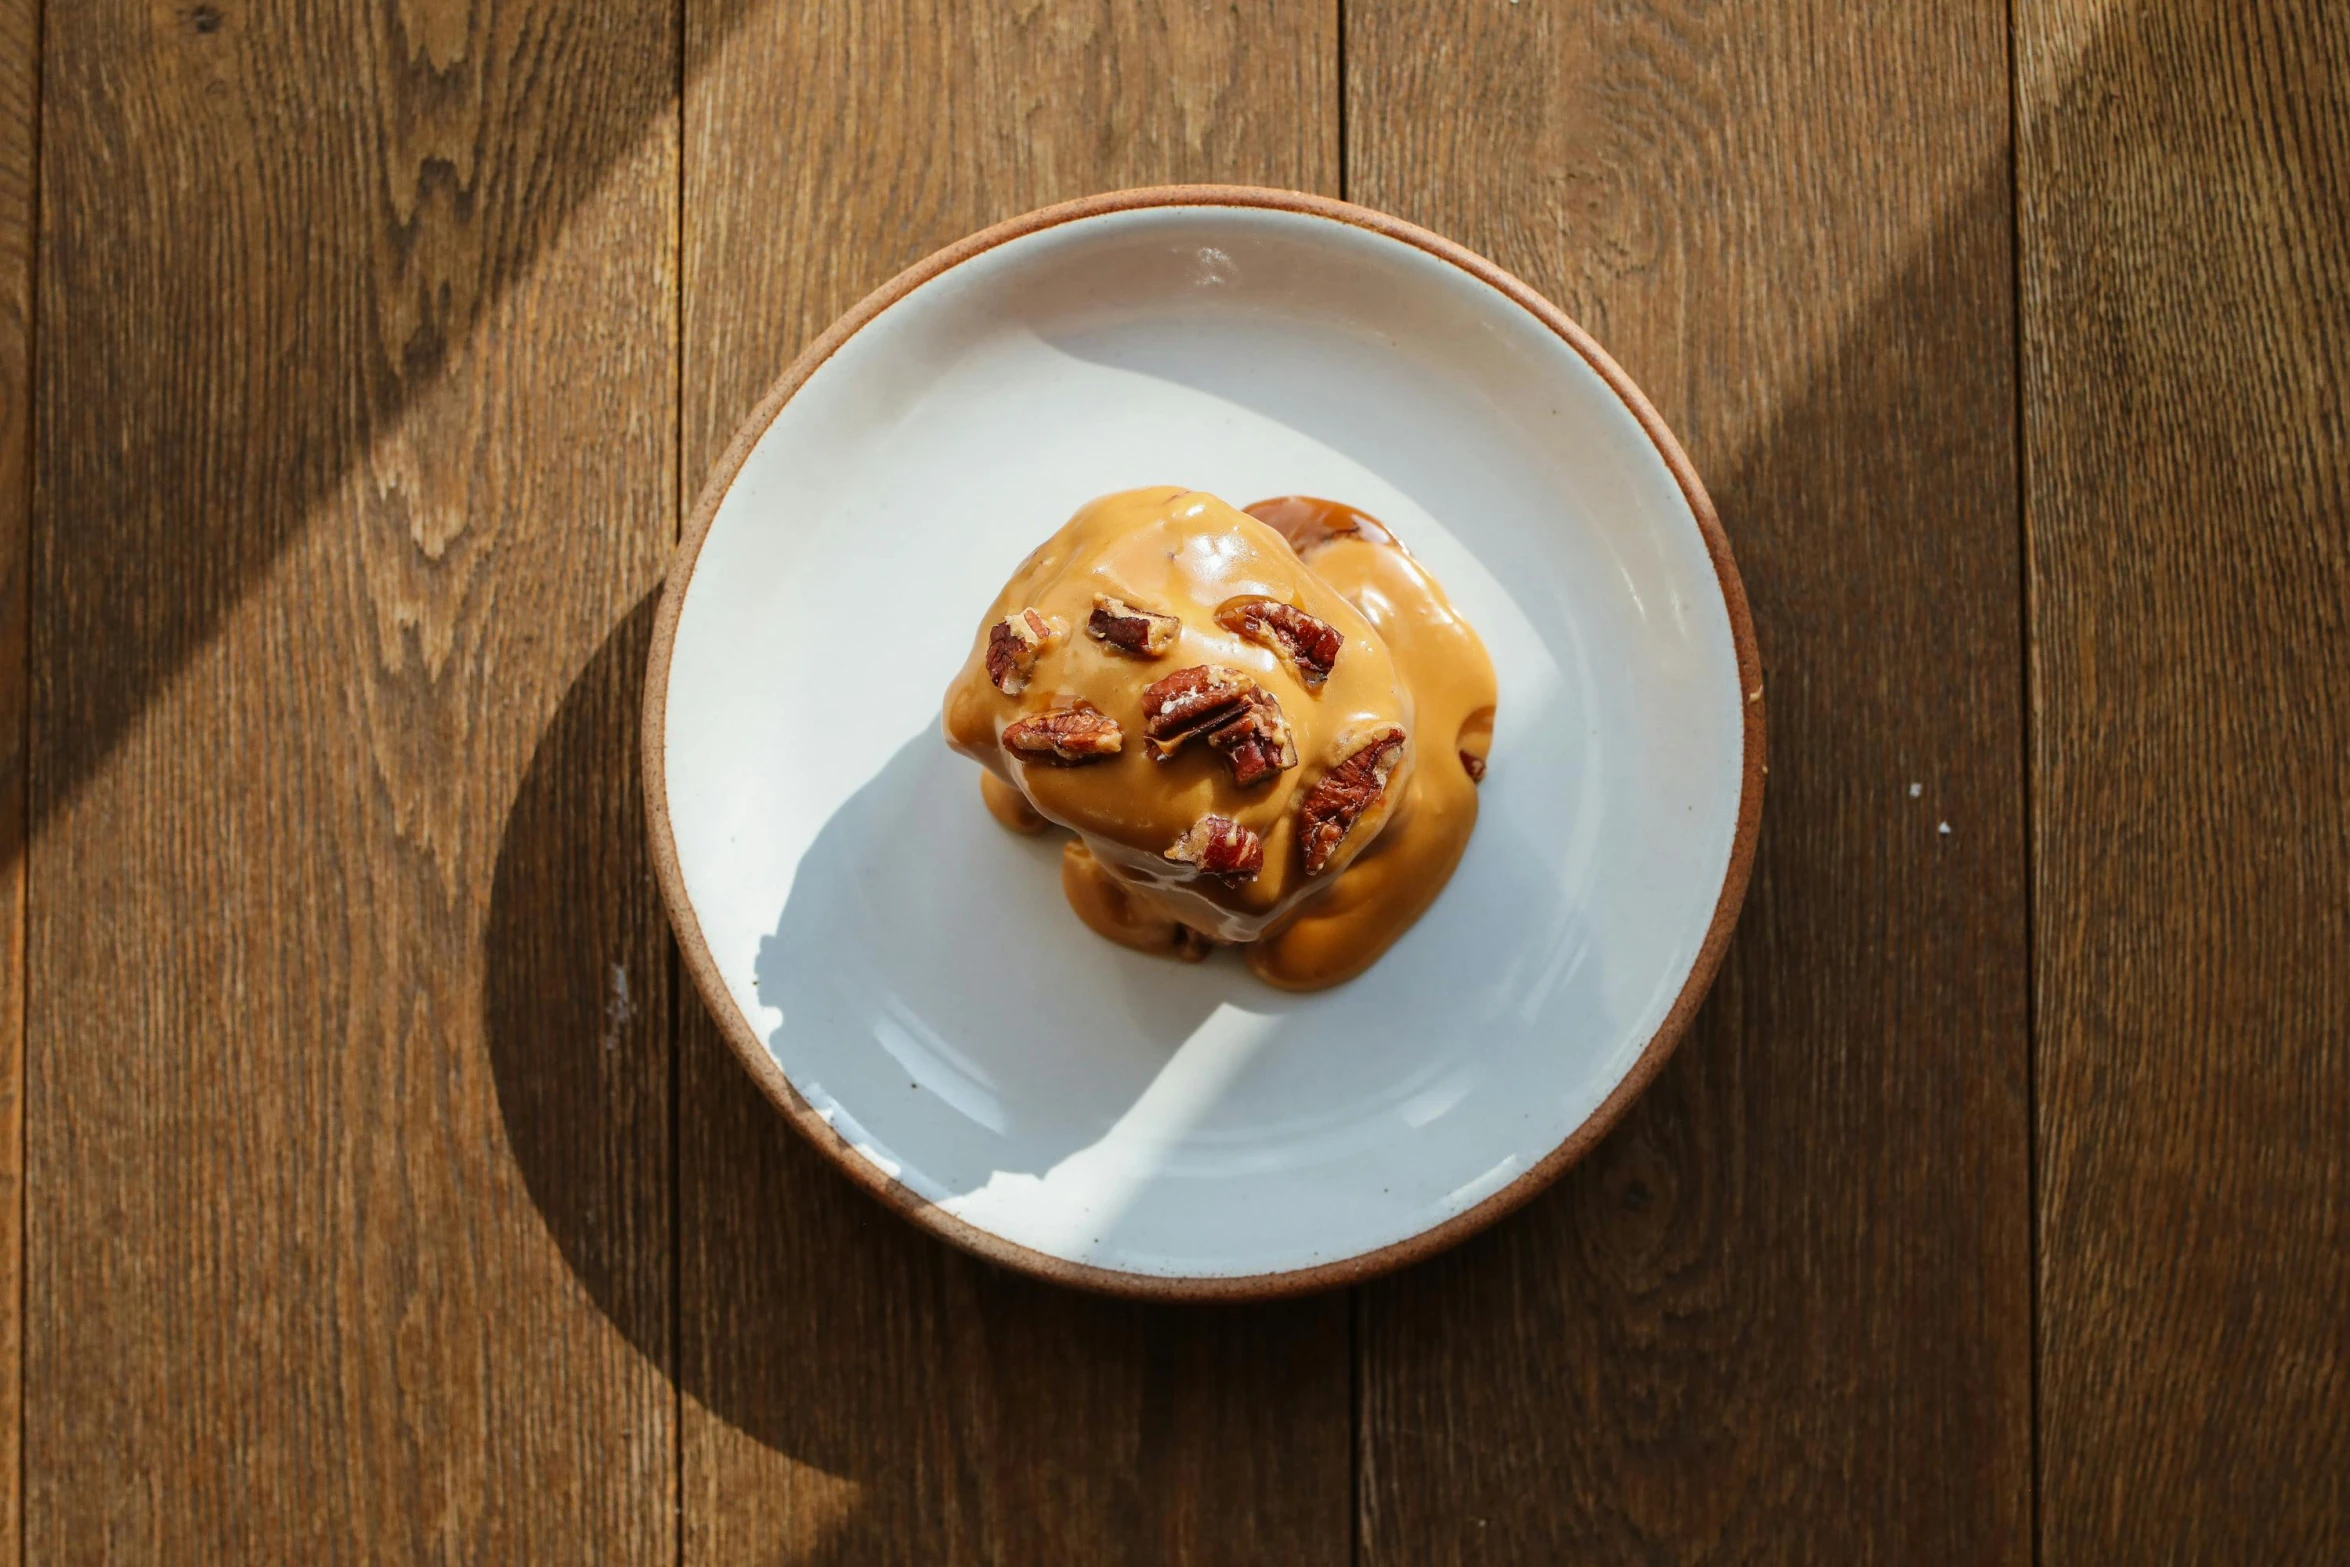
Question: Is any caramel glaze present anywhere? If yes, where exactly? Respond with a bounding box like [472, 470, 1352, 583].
[942, 487, 1497, 991]
[1241, 496, 1497, 987]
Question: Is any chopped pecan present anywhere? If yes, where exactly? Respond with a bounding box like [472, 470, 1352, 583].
[1298, 725, 1407, 874]
[1216, 597, 1342, 687]
[1139, 665, 1298, 784]
[1002, 701, 1123, 764]
[1164, 815, 1264, 884]
[1086, 594, 1181, 657]
[984, 608, 1065, 694]
[1140, 665, 1254, 755]
[1460, 750, 1487, 782]
[1211, 688, 1298, 786]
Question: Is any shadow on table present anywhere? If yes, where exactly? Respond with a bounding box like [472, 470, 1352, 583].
[483, 593, 676, 1388]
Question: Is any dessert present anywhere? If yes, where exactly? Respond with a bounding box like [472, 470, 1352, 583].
[942, 486, 1496, 990]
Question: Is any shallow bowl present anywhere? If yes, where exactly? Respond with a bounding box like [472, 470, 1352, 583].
[646, 186, 1764, 1298]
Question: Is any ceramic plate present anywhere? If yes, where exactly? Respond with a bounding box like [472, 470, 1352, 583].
[646, 186, 1763, 1298]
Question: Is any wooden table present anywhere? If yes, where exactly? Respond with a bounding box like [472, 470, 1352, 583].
[3, 0, 2342, 1559]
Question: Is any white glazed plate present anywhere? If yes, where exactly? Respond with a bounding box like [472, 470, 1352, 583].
[646, 187, 1763, 1298]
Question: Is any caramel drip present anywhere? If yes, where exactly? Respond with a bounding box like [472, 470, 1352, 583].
[1241, 499, 1498, 989]
[943, 488, 1495, 989]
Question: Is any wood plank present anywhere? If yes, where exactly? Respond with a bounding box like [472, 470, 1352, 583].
[675, 4, 1347, 1562]
[27, 0, 681, 1556]
[1349, 2, 2033, 1560]
[0, 0, 35, 1554]
[2019, 0, 2350, 1556]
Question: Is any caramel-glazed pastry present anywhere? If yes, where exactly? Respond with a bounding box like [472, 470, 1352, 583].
[942, 486, 1497, 990]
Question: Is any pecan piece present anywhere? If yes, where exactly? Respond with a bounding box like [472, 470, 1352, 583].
[984, 608, 1066, 695]
[1140, 664, 1254, 756]
[1210, 688, 1298, 786]
[1002, 701, 1123, 764]
[1086, 594, 1181, 657]
[1139, 665, 1298, 784]
[1298, 725, 1407, 875]
[1164, 815, 1264, 884]
[1216, 597, 1342, 687]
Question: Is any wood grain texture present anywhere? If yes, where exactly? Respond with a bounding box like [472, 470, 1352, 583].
[676, 3, 1346, 1561]
[28, 0, 680, 1556]
[0, 0, 33, 1554]
[1349, 1, 2033, 1560]
[2020, 0, 2350, 1556]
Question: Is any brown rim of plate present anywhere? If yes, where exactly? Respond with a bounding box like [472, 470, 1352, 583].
[642, 184, 1767, 1303]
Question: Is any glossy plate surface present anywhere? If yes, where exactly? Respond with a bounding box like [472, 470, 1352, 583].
[647, 188, 1762, 1296]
